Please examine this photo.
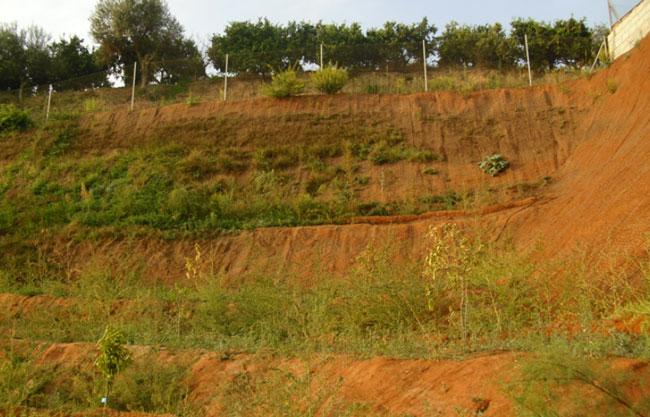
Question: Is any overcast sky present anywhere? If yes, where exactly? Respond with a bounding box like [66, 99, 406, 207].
[1, 0, 641, 48]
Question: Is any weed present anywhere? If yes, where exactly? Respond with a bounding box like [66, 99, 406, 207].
[219, 359, 367, 417]
[311, 63, 349, 94]
[425, 224, 484, 340]
[0, 104, 33, 133]
[508, 341, 650, 417]
[261, 64, 306, 98]
[478, 154, 510, 176]
[0, 346, 58, 408]
[362, 81, 381, 94]
[607, 79, 618, 94]
[83, 98, 104, 113]
[429, 76, 457, 91]
[110, 360, 198, 415]
[185, 89, 201, 107]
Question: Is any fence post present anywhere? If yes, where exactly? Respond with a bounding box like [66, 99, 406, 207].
[320, 44, 324, 69]
[130, 62, 137, 111]
[224, 54, 229, 102]
[524, 34, 532, 87]
[422, 39, 428, 92]
[46, 84, 53, 122]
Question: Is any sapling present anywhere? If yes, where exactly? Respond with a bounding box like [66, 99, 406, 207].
[95, 325, 131, 411]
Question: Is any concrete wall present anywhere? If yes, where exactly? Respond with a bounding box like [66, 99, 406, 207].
[608, 0, 650, 59]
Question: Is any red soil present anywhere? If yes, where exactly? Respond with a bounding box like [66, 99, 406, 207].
[48, 34, 649, 283]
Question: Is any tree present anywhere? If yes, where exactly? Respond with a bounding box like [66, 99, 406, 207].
[510, 17, 594, 70]
[0, 23, 51, 101]
[95, 325, 131, 409]
[365, 18, 437, 70]
[154, 37, 205, 84]
[49, 36, 108, 90]
[552, 18, 593, 69]
[0, 23, 25, 91]
[208, 18, 288, 75]
[90, 0, 185, 86]
[437, 22, 515, 69]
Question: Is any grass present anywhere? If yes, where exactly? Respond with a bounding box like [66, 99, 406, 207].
[0, 115, 457, 240]
[0, 343, 199, 415]
[0, 64, 646, 414]
[2, 228, 649, 360]
[1, 66, 591, 115]
[2, 226, 650, 414]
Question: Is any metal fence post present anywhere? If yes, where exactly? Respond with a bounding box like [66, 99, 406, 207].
[46, 84, 53, 122]
[525, 34, 532, 87]
[224, 54, 229, 102]
[130, 62, 137, 111]
[423, 39, 428, 92]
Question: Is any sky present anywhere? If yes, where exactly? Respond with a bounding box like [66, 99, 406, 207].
[0, 0, 642, 48]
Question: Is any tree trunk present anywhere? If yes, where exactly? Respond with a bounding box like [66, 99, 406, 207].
[140, 61, 149, 88]
[18, 80, 29, 108]
[138, 52, 157, 88]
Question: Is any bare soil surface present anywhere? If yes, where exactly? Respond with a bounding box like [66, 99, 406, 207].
[3, 32, 650, 417]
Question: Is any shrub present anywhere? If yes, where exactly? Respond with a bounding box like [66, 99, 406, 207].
[261, 64, 305, 98]
[0, 104, 33, 133]
[95, 325, 132, 409]
[478, 154, 510, 176]
[311, 63, 349, 94]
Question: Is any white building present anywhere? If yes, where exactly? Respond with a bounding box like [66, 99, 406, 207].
[607, 0, 650, 60]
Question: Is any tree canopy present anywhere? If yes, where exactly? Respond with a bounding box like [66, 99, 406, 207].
[2, 11, 605, 95]
[207, 18, 437, 74]
[90, 0, 205, 86]
[208, 17, 601, 75]
[1, 23, 107, 98]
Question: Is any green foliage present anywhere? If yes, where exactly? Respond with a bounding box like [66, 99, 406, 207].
[511, 17, 594, 71]
[110, 361, 196, 415]
[425, 224, 484, 340]
[438, 22, 516, 68]
[428, 75, 457, 91]
[219, 360, 372, 416]
[95, 325, 131, 381]
[261, 64, 306, 98]
[362, 81, 380, 94]
[49, 36, 109, 89]
[90, 0, 203, 86]
[478, 154, 510, 176]
[509, 342, 650, 417]
[0, 23, 107, 93]
[0, 347, 57, 407]
[311, 63, 349, 94]
[607, 78, 618, 94]
[208, 18, 436, 74]
[0, 23, 51, 92]
[0, 104, 33, 132]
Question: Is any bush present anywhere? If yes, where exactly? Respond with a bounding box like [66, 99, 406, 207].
[261, 64, 305, 98]
[0, 104, 33, 133]
[311, 63, 349, 94]
[478, 154, 510, 176]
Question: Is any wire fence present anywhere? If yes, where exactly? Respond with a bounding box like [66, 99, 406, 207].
[0, 36, 602, 120]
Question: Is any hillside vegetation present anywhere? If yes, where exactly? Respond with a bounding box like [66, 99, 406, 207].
[1, 31, 650, 417]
